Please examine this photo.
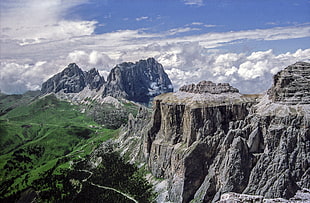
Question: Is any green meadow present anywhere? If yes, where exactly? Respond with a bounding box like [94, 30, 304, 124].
[0, 94, 153, 201]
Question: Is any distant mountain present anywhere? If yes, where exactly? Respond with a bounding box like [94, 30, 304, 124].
[41, 58, 173, 105]
[118, 62, 310, 202]
[41, 63, 104, 94]
[103, 58, 173, 104]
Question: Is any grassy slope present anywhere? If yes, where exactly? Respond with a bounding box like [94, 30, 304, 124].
[0, 94, 118, 198]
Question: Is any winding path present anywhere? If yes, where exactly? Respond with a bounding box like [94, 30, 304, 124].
[89, 182, 138, 203]
[79, 169, 138, 203]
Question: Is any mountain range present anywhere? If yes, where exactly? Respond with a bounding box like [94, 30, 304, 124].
[118, 61, 310, 202]
[41, 57, 173, 105]
[0, 59, 309, 202]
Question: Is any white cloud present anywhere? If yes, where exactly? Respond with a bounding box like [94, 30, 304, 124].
[238, 61, 267, 80]
[0, 0, 96, 45]
[167, 27, 201, 36]
[1, 1, 310, 94]
[136, 16, 149, 21]
[192, 22, 204, 25]
[0, 61, 54, 93]
[204, 24, 217, 28]
[157, 48, 310, 93]
[67, 50, 89, 65]
[183, 0, 204, 6]
[67, 50, 114, 71]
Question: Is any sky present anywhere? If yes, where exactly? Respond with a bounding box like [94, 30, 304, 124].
[0, 0, 309, 94]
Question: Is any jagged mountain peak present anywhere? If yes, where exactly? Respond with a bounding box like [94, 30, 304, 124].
[85, 67, 105, 91]
[41, 63, 104, 94]
[103, 58, 173, 104]
[61, 63, 84, 77]
[41, 58, 173, 105]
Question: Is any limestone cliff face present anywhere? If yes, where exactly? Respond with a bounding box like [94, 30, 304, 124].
[119, 62, 310, 202]
[145, 92, 258, 203]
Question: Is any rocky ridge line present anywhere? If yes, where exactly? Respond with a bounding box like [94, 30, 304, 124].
[41, 58, 173, 105]
[179, 80, 239, 94]
[41, 63, 104, 94]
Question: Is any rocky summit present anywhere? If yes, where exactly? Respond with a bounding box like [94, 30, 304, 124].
[179, 81, 239, 94]
[103, 58, 173, 104]
[41, 63, 104, 94]
[119, 62, 310, 203]
[268, 62, 310, 104]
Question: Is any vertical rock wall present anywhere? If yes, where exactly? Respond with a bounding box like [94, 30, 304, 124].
[119, 62, 310, 203]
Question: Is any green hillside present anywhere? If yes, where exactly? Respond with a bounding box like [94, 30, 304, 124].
[0, 94, 153, 202]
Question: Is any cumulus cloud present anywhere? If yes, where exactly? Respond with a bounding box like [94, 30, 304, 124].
[0, 0, 96, 45]
[0, 61, 56, 93]
[1, 1, 310, 94]
[157, 48, 310, 93]
[67, 50, 114, 69]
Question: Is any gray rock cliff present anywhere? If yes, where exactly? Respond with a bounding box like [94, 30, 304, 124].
[103, 58, 173, 104]
[119, 62, 310, 203]
[268, 62, 310, 104]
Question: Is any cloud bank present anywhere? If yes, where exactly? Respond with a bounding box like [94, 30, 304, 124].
[0, 0, 309, 94]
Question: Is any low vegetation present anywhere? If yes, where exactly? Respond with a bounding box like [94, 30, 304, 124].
[0, 94, 153, 202]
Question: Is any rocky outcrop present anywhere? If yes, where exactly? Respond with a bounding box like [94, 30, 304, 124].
[179, 81, 239, 94]
[41, 63, 104, 94]
[103, 58, 173, 104]
[119, 62, 310, 203]
[268, 62, 310, 104]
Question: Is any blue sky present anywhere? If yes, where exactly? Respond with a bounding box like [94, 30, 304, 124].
[0, 0, 309, 94]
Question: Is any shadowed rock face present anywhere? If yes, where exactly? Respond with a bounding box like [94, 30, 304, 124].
[85, 68, 105, 91]
[41, 63, 104, 94]
[103, 58, 173, 104]
[119, 62, 310, 203]
[268, 62, 310, 104]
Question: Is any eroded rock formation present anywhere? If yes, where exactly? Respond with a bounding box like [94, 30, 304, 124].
[268, 62, 310, 104]
[179, 81, 239, 94]
[119, 62, 310, 202]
